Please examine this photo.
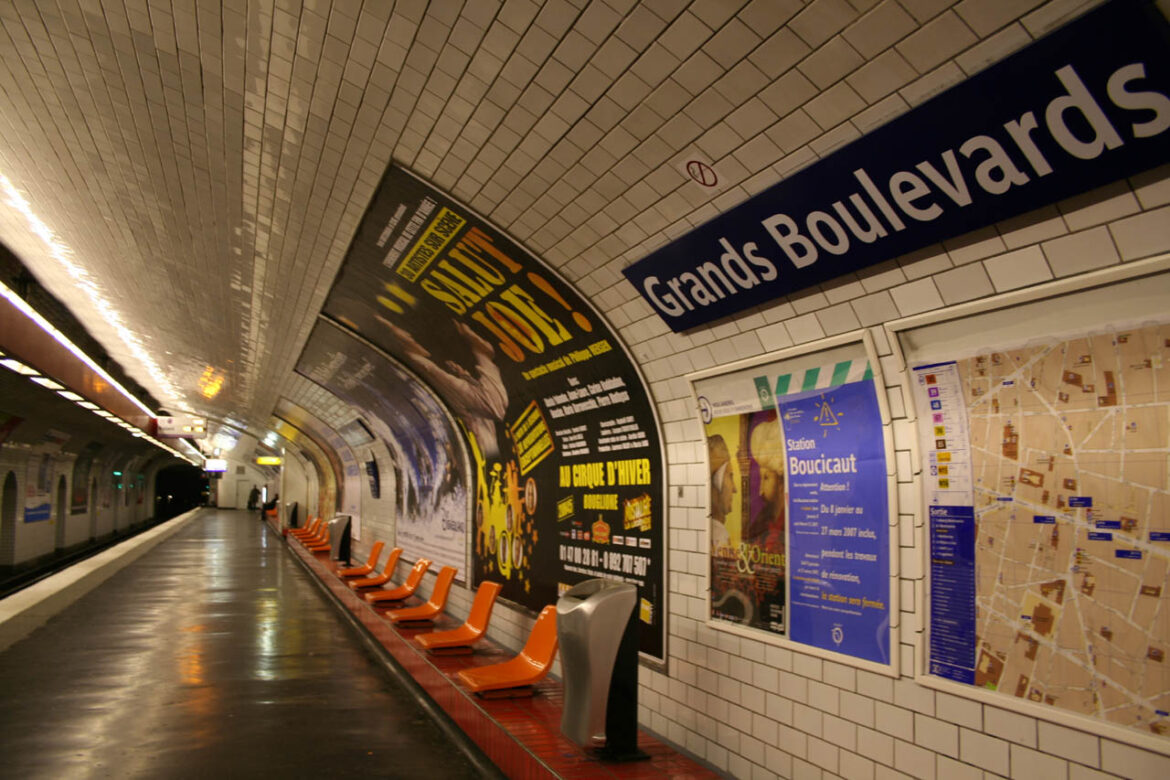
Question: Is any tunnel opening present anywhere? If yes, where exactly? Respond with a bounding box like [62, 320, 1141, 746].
[154, 464, 206, 521]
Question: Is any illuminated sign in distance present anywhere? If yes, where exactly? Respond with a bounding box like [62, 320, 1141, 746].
[157, 415, 208, 439]
[204, 458, 227, 472]
[255, 456, 282, 466]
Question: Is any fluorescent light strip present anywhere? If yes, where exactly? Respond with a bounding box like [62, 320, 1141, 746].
[0, 279, 158, 417]
[31, 376, 64, 390]
[1, 357, 39, 375]
[0, 176, 185, 413]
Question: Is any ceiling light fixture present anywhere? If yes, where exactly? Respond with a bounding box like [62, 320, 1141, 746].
[0, 356, 39, 375]
[30, 376, 65, 390]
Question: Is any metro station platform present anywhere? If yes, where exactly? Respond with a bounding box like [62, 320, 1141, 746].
[0, 508, 720, 779]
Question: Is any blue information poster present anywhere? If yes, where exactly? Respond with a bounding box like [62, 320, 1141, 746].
[778, 380, 890, 664]
[928, 505, 976, 683]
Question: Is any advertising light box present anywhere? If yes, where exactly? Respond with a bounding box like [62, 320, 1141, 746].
[318, 165, 667, 660]
[692, 334, 897, 671]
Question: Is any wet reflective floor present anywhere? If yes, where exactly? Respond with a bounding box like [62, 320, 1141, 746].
[0, 510, 490, 779]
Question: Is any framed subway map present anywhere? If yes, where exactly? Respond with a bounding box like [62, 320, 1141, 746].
[890, 257, 1170, 749]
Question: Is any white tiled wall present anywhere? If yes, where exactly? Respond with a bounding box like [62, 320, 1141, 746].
[609, 168, 1170, 779]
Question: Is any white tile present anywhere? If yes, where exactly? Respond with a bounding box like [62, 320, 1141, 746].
[790, 0, 859, 49]
[799, 36, 864, 89]
[804, 81, 866, 131]
[982, 707, 1037, 748]
[1109, 204, 1170, 261]
[749, 26, 811, 80]
[996, 205, 1068, 250]
[894, 738, 935, 780]
[816, 301, 862, 335]
[983, 245, 1052, 292]
[944, 226, 1006, 265]
[934, 262, 993, 304]
[808, 736, 840, 773]
[843, 1, 918, 59]
[847, 49, 918, 103]
[858, 725, 895, 765]
[1059, 181, 1141, 232]
[895, 10, 976, 73]
[890, 277, 943, 316]
[900, 61, 966, 106]
[1037, 721, 1098, 769]
[786, 313, 827, 343]
[1010, 744, 1068, 780]
[954, 0, 1041, 37]
[1100, 740, 1170, 780]
[874, 702, 914, 740]
[953, 21, 1030, 76]
[1130, 163, 1170, 209]
[914, 713, 958, 757]
[1042, 226, 1120, 278]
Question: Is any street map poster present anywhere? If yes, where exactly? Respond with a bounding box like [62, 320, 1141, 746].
[696, 347, 892, 666]
[322, 165, 665, 659]
[911, 322, 1170, 737]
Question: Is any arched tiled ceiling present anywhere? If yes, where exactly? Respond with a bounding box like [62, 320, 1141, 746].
[268, 409, 338, 512]
[0, 0, 1089, 439]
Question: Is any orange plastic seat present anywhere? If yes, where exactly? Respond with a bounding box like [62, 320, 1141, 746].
[305, 526, 331, 552]
[348, 547, 402, 589]
[337, 541, 385, 578]
[456, 605, 558, 698]
[415, 581, 502, 655]
[289, 517, 320, 539]
[386, 566, 457, 625]
[364, 558, 430, 605]
[297, 519, 329, 547]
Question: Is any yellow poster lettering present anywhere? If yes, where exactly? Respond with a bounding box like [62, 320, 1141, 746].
[606, 458, 652, 485]
[498, 284, 572, 347]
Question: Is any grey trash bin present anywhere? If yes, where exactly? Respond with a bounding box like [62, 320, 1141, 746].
[328, 515, 351, 562]
[556, 578, 647, 761]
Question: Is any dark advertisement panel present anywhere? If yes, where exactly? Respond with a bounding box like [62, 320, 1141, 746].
[322, 166, 665, 658]
[622, 0, 1170, 331]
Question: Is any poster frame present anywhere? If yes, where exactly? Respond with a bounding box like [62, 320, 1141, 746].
[688, 329, 900, 677]
[885, 252, 1170, 755]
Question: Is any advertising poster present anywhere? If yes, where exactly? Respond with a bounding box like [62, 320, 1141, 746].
[298, 321, 469, 576]
[910, 323, 1170, 737]
[779, 380, 890, 664]
[698, 352, 891, 665]
[70, 443, 101, 515]
[24, 429, 69, 522]
[320, 165, 665, 658]
[706, 410, 786, 634]
[24, 452, 53, 522]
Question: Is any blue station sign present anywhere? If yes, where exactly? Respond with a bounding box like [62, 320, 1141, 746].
[622, 0, 1170, 332]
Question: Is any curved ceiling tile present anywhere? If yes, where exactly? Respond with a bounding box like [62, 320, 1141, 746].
[273, 398, 360, 519]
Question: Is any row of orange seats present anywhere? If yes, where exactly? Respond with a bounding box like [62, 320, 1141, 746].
[323, 536, 559, 698]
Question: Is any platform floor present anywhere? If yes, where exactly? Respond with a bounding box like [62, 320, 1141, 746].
[0, 509, 489, 778]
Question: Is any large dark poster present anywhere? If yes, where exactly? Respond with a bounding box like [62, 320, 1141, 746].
[322, 165, 665, 659]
